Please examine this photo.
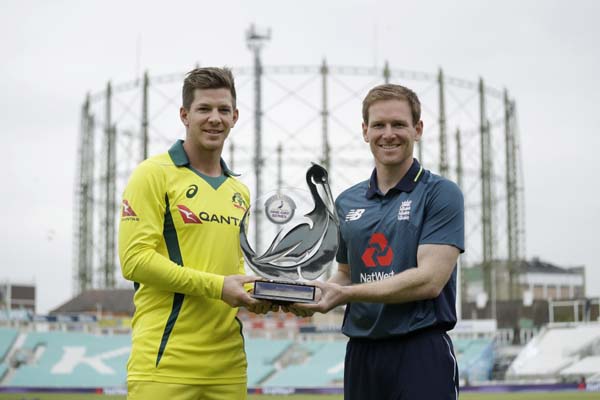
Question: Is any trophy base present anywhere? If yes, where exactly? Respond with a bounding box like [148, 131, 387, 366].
[252, 280, 316, 304]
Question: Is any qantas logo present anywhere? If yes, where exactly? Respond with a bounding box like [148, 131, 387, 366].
[176, 205, 241, 226]
[361, 232, 393, 267]
[121, 200, 139, 220]
[177, 205, 202, 224]
[122, 200, 137, 217]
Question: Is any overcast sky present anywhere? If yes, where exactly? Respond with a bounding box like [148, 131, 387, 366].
[1, 0, 599, 313]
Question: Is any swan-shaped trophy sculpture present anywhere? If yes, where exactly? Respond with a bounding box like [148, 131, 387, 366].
[240, 163, 339, 295]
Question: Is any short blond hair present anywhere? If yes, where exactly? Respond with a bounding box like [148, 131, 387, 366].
[362, 84, 421, 125]
[182, 67, 236, 110]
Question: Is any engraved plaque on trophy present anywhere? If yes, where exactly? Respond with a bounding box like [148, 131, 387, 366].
[239, 163, 339, 303]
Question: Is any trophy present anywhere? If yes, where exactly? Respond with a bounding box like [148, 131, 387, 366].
[239, 163, 339, 303]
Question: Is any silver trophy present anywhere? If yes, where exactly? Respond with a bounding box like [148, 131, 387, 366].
[240, 163, 339, 303]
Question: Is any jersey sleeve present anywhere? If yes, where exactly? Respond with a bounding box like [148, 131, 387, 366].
[118, 161, 224, 299]
[335, 198, 349, 264]
[419, 179, 465, 252]
[237, 189, 254, 291]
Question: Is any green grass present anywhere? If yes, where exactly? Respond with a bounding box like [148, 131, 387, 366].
[461, 392, 599, 400]
[0, 392, 597, 400]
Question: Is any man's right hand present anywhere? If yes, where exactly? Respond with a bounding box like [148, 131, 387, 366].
[221, 275, 260, 307]
[286, 280, 347, 315]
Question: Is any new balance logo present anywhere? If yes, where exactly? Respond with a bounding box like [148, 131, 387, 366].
[398, 200, 412, 221]
[345, 209, 365, 221]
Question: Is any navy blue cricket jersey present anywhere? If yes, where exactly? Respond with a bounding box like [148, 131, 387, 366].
[335, 159, 464, 339]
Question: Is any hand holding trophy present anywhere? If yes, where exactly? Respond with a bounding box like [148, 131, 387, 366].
[239, 163, 339, 303]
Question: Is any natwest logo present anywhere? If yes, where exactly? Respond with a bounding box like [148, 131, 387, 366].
[361, 232, 393, 267]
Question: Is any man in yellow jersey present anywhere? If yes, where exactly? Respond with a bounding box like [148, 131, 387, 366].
[119, 67, 270, 400]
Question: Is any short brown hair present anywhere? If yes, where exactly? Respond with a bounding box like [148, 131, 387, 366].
[182, 67, 237, 110]
[362, 84, 421, 125]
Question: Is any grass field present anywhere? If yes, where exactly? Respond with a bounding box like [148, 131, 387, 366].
[0, 391, 598, 400]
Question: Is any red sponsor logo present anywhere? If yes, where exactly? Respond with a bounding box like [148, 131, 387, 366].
[361, 232, 393, 267]
[121, 200, 137, 217]
[177, 205, 202, 224]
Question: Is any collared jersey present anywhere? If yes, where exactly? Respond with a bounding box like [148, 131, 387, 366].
[335, 159, 464, 339]
[118, 140, 250, 385]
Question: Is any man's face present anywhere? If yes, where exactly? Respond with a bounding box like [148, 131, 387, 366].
[362, 99, 423, 169]
[180, 88, 238, 153]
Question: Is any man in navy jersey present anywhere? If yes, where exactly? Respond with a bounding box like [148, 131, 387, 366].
[291, 84, 464, 399]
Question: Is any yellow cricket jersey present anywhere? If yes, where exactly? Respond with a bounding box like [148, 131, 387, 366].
[118, 140, 251, 385]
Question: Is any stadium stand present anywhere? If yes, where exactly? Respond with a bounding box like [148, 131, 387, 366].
[296, 340, 327, 354]
[265, 340, 346, 387]
[0, 327, 18, 362]
[560, 356, 600, 378]
[0, 310, 32, 323]
[506, 322, 600, 380]
[6, 331, 130, 387]
[0, 326, 505, 389]
[454, 338, 495, 382]
[6, 319, 598, 390]
[245, 338, 292, 385]
[0, 362, 8, 382]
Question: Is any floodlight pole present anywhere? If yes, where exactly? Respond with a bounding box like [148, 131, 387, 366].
[246, 24, 271, 251]
[479, 78, 496, 320]
[438, 68, 448, 177]
[75, 95, 94, 293]
[141, 71, 149, 161]
[103, 81, 117, 289]
[320, 59, 330, 173]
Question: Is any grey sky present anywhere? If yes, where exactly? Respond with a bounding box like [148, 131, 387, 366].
[1, 0, 599, 313]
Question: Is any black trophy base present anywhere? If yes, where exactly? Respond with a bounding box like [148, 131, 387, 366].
[252, 280, 316, 304]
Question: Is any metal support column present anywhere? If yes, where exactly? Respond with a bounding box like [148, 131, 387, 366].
[417, 67, 423, 163]
[479, 78, 494, 313]
[103, 82, 116, 288]
[75, 95, 94, 293]
[504, 89, 519, 299]
[383, 60, 390, 84]
[438, 68, 448, 176]
[321, 59, 330, 172]
[86, 114, 96, 288]
[246, 24, 270, 250]
[276, 143, 283, 191]
[141, 71, 149, 161]
[229, 141, 235, 172]
[455, 128, 463, 190]
[455, 126, 466, 315]
[511, 101, 525, 261]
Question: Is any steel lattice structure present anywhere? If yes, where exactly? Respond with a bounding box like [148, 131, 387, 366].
[74, 37, 525, 304]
